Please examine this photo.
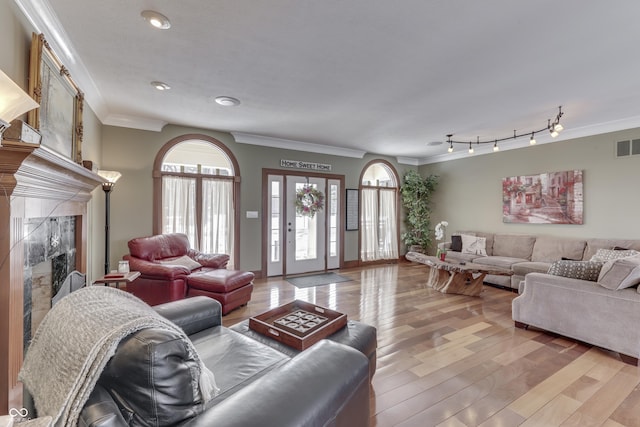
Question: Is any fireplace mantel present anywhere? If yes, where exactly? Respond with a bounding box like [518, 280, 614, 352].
[0, 144, 103, 413]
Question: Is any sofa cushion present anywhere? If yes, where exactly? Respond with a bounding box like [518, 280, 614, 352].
[128, 233, 191, 261]
[531, 237, 586, 263]
[493, 234, 536, 259]
[547, 260, 604, 282]
[472, 256, 527, 269]
[583, 239, 640, 260]
[590, 248, 639, 262]
[450, 235, 463, 252]
[461, 234, 487, 256]
[512, 261, 552, 277]
[100, 328, 210, 426]
[189, 327, 289, 404]
[158, 254, 203, 271]
[598, 255, 640, 290]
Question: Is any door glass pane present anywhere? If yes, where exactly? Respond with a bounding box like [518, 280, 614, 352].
[271, 181, 281, 262]
[329, 184, 338, 256]
[295, 183, 317, 261]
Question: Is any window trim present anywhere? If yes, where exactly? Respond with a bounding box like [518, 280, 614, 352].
[153, 134, 241, 266]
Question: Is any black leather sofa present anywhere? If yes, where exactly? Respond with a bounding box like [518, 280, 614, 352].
[78, 296, 372, 427]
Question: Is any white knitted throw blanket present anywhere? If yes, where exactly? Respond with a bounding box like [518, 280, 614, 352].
[19, 286, 218, 427]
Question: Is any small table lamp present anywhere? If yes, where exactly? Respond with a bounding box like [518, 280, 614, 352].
[97, 170, 122, 274]
[0, 69, 39, 139]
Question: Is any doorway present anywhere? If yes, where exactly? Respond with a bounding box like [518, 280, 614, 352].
[265, 171, 343, 277]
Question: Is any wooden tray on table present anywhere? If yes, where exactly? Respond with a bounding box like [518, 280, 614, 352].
[249, 300, 347, 351]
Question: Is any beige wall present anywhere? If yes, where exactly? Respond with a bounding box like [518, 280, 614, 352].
[0, 0, 31, 82]
[420, 129, 640, 243]
[1, 0, 104, 282]
[101, 125, 414, 272]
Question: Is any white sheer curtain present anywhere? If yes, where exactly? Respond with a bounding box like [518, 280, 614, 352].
[361, 189, 379, 261]
[162, 176, 197, 247]
[378, 189, 398, 259]
[360, 188, 398, 261]
[202, 178, 235, 267]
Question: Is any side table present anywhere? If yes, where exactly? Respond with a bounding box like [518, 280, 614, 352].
[93, 271, 141, 289]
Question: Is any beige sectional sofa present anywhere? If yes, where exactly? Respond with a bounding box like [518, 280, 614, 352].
[442, 232, 640, 289]
[443, 231, 640, 364]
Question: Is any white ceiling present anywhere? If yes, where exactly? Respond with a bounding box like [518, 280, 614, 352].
[15, 0, 640, 164]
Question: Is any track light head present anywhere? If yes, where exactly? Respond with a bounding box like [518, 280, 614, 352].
[493, 141, 499, 152]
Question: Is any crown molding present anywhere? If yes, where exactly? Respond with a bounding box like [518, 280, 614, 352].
[232, 132, 367, 158]
[102, 114, 167, 132]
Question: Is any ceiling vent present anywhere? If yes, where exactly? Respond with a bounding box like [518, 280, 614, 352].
[616, 139, 640, 157]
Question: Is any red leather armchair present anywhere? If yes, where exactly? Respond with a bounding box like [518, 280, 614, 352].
[123, 233, 254, 313]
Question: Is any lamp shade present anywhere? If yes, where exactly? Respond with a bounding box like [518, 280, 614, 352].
[0, 69, 39, 126]
[97, 170, 122, 183]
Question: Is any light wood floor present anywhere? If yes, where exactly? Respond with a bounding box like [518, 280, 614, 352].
[222, 262, 640, 427]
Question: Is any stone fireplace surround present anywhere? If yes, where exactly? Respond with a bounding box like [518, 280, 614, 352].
[0, 144, 102, 413]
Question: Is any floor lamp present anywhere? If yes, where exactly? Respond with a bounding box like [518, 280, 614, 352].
[97, 170, 122, 274]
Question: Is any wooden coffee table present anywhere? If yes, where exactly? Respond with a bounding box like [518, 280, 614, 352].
[406, 252, 513, 296]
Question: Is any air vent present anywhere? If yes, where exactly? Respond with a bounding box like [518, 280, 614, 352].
[616, 139, 640, 157]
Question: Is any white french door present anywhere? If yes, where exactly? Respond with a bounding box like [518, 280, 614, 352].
[267, 174, 341, 277]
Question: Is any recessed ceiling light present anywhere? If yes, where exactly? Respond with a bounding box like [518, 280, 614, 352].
[151, 81, 171, 91]
[141, 10, 171, 29]
[215, 96, 241, 106]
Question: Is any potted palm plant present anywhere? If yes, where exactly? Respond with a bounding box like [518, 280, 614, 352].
[400, 170, 439, 253]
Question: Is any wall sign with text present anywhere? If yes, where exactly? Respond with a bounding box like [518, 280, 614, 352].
[280, 159, 332, 172]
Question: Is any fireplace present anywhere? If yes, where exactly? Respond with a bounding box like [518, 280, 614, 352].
[23, 216, 83, 351]
[0, 144, 102, 413]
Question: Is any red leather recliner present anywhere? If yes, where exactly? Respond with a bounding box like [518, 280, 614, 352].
[123, 233, 254, 314]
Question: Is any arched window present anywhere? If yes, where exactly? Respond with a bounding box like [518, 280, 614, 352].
[153, 134, 240, 267]
[359, 161, 399, 262]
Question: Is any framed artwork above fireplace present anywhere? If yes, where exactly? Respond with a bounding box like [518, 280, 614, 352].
[27, 32, 83, 163]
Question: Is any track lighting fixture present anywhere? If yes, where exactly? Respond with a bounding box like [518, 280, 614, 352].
[445, 106, 564, 154]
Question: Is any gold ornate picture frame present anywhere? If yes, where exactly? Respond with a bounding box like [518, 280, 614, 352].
[28, 33, 83, 163]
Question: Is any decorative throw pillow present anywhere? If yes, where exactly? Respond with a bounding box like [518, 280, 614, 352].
[461, 234, 487, 256]
[158, 255, 203, 271]
[450, 235, 463, 252]
[598, 254, 640, 290]
[547, 260, 604, 282]
[590, 248, 639, 262]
